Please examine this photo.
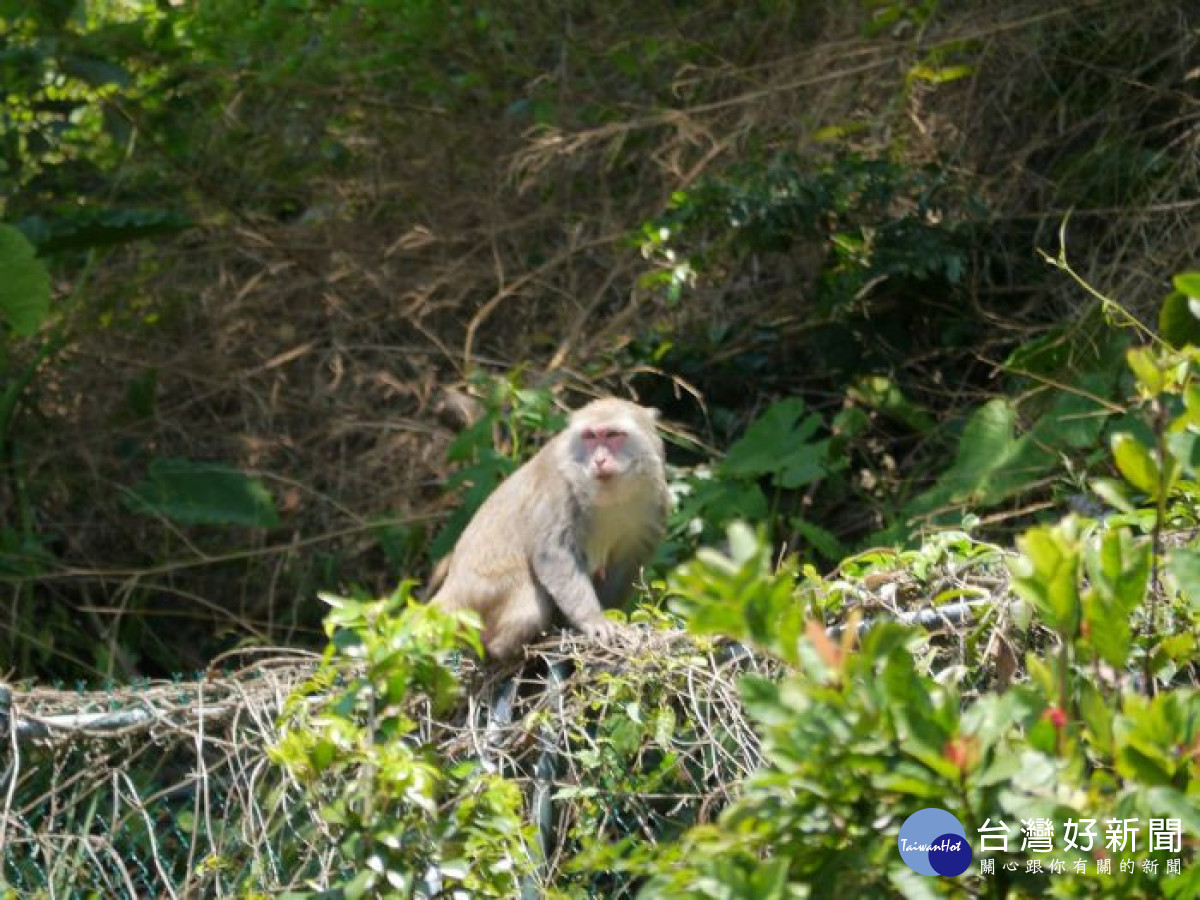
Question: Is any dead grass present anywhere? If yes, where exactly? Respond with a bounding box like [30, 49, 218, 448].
[3, 0, 1196, 678]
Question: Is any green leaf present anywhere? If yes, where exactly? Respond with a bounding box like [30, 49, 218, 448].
[19, 208, 192, 254]
[1111, 432, 1159, 495]
[0, 223, 52, 336]
[1172, 271, 1200, 297]
[1004, 324, 1071, 375]
[1078, 681, 1112, 755]
[1156, 631, 1195, 665]
[1010, 521, 1081, 636]
[727, 521, 759, 564]
[1084, 528, 1149, 615]
[1146, 786, 1200, 843]
[59, 52, 131, 89]
[674, 474, 769, 538]
[1184, 384, 1200, 426]
[1167, 548, 1200, 613]
[775, 441, 831, 488]
[1090, 478, 1135, 513]
[722, 398, 831, 488]
[669, 524, 802, 664]
[945, 399, 1019, 492]
[1081, 528, 1146, 667]
[343, 869, 377, 900]
[1166, 428, 1200, 478]
[1028, 371, 1118, 450]
[1126, 346, 1164, 394]
[1084, 587, 1132, 668]
[910, 400, 1037, 511]
[1158, 291, 1200, 349]
[847, 375, 934, 434]
[125, 457, 280, 527]
[908, 64, 973, 84]
[429, 453, 512, 558]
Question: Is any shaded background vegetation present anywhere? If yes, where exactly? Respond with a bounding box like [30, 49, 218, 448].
[1, 0, 1197, 681]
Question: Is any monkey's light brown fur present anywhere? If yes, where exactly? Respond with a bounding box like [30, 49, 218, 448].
[431, 398, 669, 660]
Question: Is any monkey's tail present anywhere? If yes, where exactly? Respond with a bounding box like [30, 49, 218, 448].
[420, 555, 452, 603]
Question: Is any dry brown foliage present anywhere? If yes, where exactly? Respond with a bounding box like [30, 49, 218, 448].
[4, 0, 1196, 676]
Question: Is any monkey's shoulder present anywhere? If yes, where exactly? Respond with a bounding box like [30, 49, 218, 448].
[454, 456, 569, 539]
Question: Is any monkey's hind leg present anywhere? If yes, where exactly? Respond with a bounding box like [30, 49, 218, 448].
[484, 582, 552, 662]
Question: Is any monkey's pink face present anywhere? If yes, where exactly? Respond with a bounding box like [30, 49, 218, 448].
[580, 425, 628, 481]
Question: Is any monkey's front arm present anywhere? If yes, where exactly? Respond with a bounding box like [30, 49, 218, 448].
[531, 543, 617, 642]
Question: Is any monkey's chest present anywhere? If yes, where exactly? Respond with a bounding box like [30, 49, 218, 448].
[584, 503, 644, 574]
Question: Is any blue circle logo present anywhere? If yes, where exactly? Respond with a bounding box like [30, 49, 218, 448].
[898, 808, 972, 876]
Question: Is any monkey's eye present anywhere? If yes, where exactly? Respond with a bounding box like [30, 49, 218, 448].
[581, 428, 596, 440]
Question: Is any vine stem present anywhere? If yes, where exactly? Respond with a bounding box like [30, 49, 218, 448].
[1148, 397, 1168, 697]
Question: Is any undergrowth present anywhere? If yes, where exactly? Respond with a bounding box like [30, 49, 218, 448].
[0, 1, 1196, 689]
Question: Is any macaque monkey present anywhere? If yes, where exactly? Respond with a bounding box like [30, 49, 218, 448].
[430, 397, 669, 661]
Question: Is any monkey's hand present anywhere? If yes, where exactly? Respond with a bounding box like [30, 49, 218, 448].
[577, 615, 618, 645]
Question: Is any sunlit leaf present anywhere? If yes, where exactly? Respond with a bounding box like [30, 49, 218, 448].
[1172, 271, 1200, 297]
[722, 397, 832, 488]
[1167, 548, 1200, 613]
[1126, 347, 1164, 395]
[1111, 433, 1159, 495]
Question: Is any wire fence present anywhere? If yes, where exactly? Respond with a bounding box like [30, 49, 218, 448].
[0, 651, 326, 897]
[0, 629, 788, 898]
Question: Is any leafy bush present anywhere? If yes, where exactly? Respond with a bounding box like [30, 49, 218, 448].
[272, 586, 537, 898]
[664, 397, 847, 566]
[636, 153, 976, 382]
[633, 506, 1198, 897]
[611, 284, 1200, 897]
[628, 152, 993, 553]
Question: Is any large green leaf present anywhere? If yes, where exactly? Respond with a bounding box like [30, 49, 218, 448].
[722, 397, 831, 488]
[1166, 428, 1200, 479]
[0, 224, 51, 336]
[125, 457, 280, 527]
[669, 523, 803, 665]
[909, 400, 1037, 514]
[1029, 371, 1118, 450]
[1084, 527, 1150, 615]
[943, 400, 1022, 495]
[791, 517, 846, 561]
